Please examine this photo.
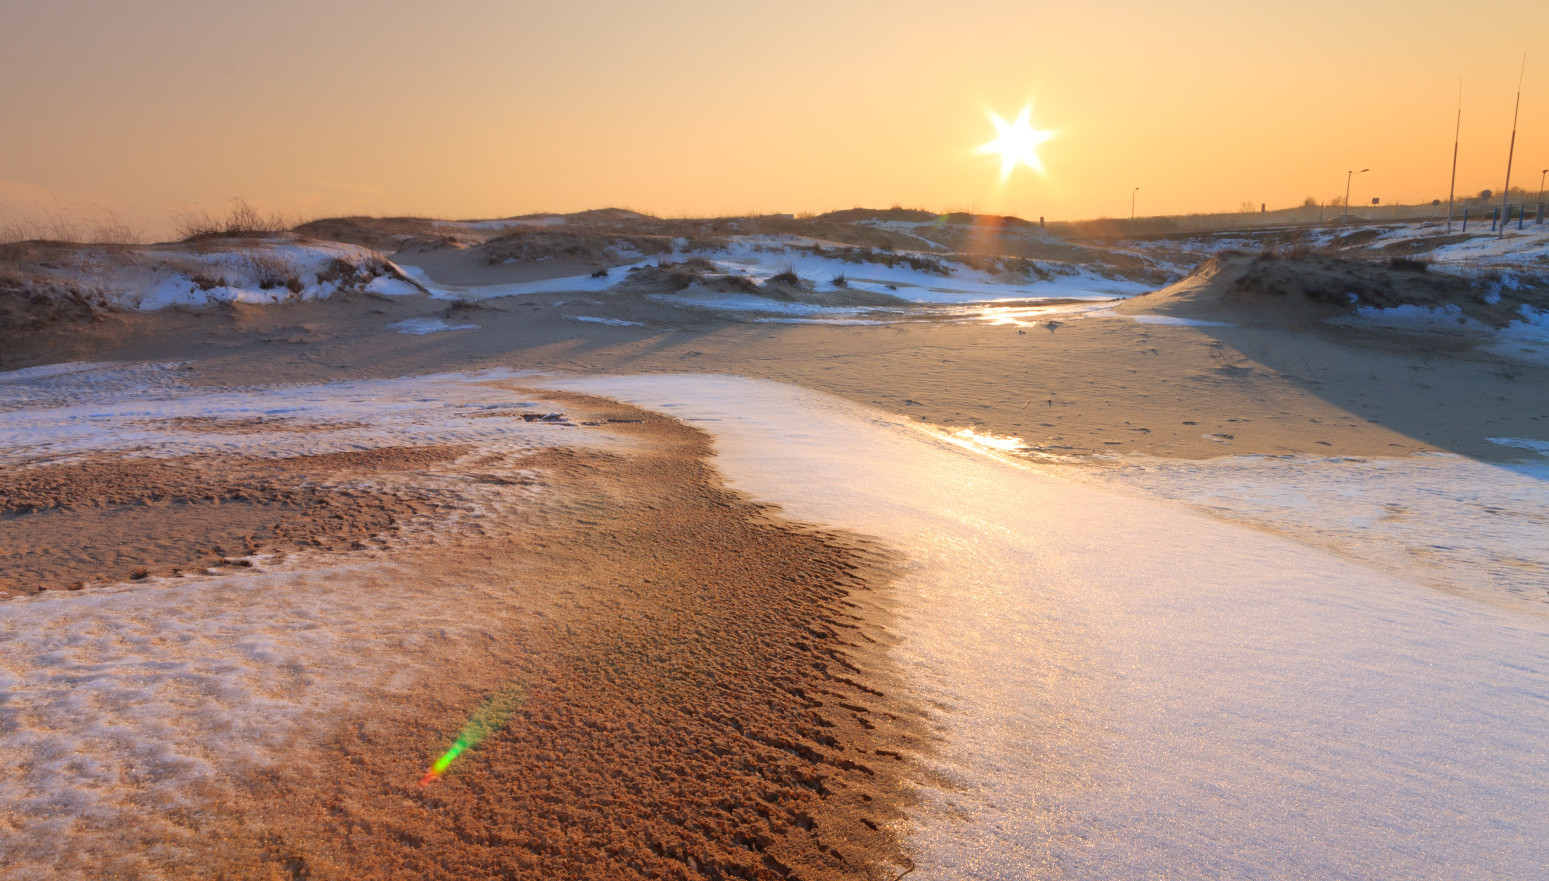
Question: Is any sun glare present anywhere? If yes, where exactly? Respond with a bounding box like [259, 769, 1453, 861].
[977, 106, 1053, 181]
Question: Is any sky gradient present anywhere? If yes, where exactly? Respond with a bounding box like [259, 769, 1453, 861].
[3, 0, 1546, 239]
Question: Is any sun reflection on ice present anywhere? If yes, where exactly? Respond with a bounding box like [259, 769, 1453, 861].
[951, 428, 1028, 452]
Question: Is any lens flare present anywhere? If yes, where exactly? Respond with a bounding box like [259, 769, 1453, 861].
[419, 683, 526, 787]
[977, 105, 1054, 181]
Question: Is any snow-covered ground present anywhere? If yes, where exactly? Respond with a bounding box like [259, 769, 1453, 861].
[1067, 451, 1549, 608]
[0, 365, 613, 877]
[6, 364, 1546, 877]
[18, 240, 424, 311]
[540, 374, 1549, 881]
[1147, 219, 1549, 268]
[673, 236, 1152, 304]
[1366, 220, 1549, 269]
[398, 236, 1153, 313]
[397, 262, 644, 300]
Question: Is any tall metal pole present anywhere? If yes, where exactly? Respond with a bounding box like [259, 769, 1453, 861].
[1500, 55, 1525, 239]
[1130, 187, 1140, 239]
[1447, 79, 1461, 233]
[1344, 168, 1368, 226]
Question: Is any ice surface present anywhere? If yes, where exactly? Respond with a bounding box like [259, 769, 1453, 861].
[539, 374, 1549, 881]
[567, 315, 644, 326]
[387, 317, 479, 334]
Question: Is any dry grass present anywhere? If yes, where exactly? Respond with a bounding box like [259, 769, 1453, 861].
[1388, 255, 1432, 273]
[242, 249, 304, 294]
[0, 206, 143, 246]
[176, 199, 292, 241]
[769, 261, 802, 286]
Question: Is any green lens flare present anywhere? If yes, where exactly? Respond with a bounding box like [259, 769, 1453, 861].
[419, 683, 525, 787]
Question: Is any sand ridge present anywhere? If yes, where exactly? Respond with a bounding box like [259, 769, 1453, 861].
[194, 390, 924, 881]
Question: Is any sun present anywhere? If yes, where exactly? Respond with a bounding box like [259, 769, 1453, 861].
[977, 106, 1053, 181]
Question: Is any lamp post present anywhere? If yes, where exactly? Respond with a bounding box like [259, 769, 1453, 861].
[1343, 168, 1369, 226]
[1499, 55, 1524, 239]
[1130, 187, 1140, 239]
[1538, 169, 1547, 225]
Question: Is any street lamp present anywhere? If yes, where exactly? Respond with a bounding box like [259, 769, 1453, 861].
[1130, 187, 1140, 239]
[1538, 169, 1547, 225]
[1343, 168, 1369, 226]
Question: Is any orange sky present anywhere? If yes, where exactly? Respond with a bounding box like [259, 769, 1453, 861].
[2, 1, 1546, 239]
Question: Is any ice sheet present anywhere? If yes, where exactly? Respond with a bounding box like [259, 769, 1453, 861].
[538, 373, 1549, 881]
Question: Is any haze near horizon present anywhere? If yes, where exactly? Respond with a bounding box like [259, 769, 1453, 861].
[2, 0, 1545, 239]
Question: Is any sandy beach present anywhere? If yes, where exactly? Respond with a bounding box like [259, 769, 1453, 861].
[3, 212, 1548, 878]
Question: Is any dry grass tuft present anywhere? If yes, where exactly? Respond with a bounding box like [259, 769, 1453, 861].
[769, 261, 802, 286]
[176, 199, 291, 242]
[242, 250, 304, 294]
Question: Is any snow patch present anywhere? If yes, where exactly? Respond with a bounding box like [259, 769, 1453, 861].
[567, 315, 644, 327]
[1333, 303, 1489, 331]
[386, 317, 479, 335]
[1130, 314, 1232, 327]
[1488, 436, 1549, 456]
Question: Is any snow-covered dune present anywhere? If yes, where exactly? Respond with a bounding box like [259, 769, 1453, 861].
[2, 238, 424, 316]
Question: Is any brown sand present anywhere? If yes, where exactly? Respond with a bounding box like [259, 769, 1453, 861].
[187, 392, 922, 881]
[0, 446, 466, 596]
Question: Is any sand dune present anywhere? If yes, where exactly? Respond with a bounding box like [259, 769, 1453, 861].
[3, 212, 1548, 879]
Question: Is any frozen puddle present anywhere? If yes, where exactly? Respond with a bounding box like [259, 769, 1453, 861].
[539, 374, 1549, 881]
